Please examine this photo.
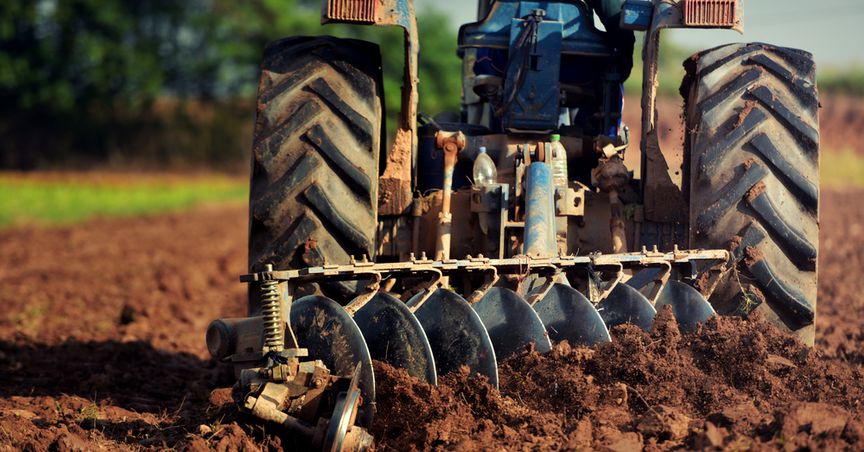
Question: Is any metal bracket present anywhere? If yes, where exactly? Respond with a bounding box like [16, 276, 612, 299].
[466, 264, 499, 304]
[405, 268, 444, 313]
[343, 272, 383, 316]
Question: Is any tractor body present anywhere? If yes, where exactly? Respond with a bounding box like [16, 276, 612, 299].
[207, 1, 820, 449]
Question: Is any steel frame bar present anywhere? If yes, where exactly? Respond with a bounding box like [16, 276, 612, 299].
[240, 249, 729, 284]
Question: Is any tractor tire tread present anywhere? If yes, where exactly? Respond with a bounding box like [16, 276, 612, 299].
[247, 36, 383, 306]
[684, 42, 819, 343]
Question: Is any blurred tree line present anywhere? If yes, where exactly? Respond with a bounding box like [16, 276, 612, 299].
[0, 0, 462, 170]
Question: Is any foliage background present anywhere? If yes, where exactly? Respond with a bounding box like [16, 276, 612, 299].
[1, 0, 861, 171]
[0, 0, 463, 170]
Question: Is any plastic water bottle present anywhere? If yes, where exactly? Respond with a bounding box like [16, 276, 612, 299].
[473, 146, 497, 186]
[550, 134, 568, 190]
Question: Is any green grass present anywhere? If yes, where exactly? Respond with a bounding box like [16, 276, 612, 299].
[819, 66, 864, 97]
[821, 149, 864, 190]
[0, 173, 248, 227]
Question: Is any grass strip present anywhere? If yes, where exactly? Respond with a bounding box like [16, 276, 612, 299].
[0, 173, 247, 227]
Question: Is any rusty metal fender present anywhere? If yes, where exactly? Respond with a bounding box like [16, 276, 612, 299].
[639, 0, 743, 224]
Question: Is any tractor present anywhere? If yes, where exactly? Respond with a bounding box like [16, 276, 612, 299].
[205, 0, 820, 449]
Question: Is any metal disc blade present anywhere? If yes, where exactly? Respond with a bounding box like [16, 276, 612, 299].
[408, 289, 499, 388]
[291, 295, 375, 427]
[625, 267, 665, 291]
[352, 292, 437, 385]
[472, 287, 552, 360]
[655, 280, 716, 333]
[597, 283, 657, 331]
[533, 284, 611, 345]
[322, 365, 363, 452]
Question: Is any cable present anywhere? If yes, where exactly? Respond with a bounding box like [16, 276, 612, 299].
[496, 11, 542, 117]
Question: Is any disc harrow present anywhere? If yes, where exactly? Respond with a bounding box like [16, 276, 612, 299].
[224, 249, 719, 389]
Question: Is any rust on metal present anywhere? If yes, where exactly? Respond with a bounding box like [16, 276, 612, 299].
[592, 156, 631, 254]
[378, 128, 413, 216]
[324, 0, 378, 23]
[683, 0, 738, 28]
[608, 190, 628, 254]
[434, 131, 467, 261]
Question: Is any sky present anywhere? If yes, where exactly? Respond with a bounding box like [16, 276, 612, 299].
[416, 0, 864, 67]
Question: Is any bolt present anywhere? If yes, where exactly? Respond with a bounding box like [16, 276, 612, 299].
[313, 378, 325, 388]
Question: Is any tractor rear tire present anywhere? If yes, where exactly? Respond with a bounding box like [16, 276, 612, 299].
[683, 43, 819, 344]
[247, 36, 383, 311]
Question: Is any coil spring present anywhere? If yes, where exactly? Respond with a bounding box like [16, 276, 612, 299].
[260, 265, 284, 353]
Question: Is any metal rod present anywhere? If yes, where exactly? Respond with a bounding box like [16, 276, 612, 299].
[434, 132, 466, 261]
[524, 162, 557, 257]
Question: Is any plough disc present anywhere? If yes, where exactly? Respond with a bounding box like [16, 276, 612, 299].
[352, 292, 437, 384]
[533, 283, 612, 345]
[472, 287, 552, 360]
[655, 280, 716, 333]
[597, 283, 657, 331]
[408, 288, 499, 388]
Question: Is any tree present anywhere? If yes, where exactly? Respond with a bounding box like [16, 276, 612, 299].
[0, 0, 464, 168]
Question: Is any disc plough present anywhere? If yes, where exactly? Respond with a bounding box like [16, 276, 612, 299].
[208, 248, 727, 444]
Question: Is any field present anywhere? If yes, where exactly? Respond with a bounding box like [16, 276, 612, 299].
[0, 95, 863, 450]
[0, 172, 247, 227]
[0, 189, 861, 450]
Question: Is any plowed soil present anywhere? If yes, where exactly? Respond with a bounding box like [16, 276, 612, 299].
[1, 191, 862, 451]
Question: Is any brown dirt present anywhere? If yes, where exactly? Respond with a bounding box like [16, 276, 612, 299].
[0, 191, 862, 450]
[734, 100, 757, 129]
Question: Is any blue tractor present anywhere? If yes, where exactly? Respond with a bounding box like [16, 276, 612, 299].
[207, 1, 820, 448]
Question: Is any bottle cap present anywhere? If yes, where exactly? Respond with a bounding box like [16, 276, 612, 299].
[479, 146, 487, 153]
[550, 134, 561, 142]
